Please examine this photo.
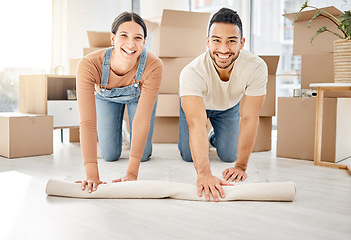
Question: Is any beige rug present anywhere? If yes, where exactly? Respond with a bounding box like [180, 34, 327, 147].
[46, 179, 296, 201]
[46, 146, 296, 201]
[65, 146, 269, 184]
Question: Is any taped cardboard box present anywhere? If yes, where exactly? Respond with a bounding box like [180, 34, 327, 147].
[156, 94, 179, 117]
[240, 55, 279, 116]
[144, 9, 210, 57]
[300, 53, 351, 98]
[152, 117, 179, 143]
[160, 57, 195, 94]
[252, 117, 272, 152]
[0, 113, 53, 158]
[276, 97, 351, 162]
[284, 6, 343, 55]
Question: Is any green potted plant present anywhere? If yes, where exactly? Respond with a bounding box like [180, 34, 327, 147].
[295, 1, 351, 82]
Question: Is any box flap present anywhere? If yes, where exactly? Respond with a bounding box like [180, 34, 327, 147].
[161, 9, 210, 29]
[259, 56, 280, 75]
[284, 6, 343, 55]
[145, 16, 162, 22]
[144, 19, 160, 31]
[284, 6, 343, 22]
[87, 31, 111, 47]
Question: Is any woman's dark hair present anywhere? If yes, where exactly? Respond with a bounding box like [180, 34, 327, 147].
[208, 8, 243, 38]
[111, 12, 147, 38]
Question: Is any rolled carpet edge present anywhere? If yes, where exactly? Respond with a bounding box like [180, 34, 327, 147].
[46, 179, 296, 202]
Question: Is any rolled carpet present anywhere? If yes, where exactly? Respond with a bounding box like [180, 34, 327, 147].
[46, 179, 296, 202]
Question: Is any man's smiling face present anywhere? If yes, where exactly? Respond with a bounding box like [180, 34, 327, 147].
[207, 22, 245, 70]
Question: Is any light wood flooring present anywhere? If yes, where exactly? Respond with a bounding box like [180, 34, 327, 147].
[1, 130, 350, 240]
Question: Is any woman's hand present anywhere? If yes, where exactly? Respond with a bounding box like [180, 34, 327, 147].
[112, 173, 137, 183]
[75, 179, 106, 193]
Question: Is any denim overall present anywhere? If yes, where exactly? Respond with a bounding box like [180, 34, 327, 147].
[95, 47, 157, 162]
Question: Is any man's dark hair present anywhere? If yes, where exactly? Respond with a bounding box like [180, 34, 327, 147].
[208, 8, 243, 38]
[111, 12, 147, 38]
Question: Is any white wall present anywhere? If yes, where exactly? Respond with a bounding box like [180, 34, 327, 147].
[190, 1, 252, 52]
[52, 0, 131, 74]
[0, 0, 52, 70]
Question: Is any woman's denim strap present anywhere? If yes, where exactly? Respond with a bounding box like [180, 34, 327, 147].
[135, 49, 147, 81]
[101, 47, 147, 88]
[101, 47, 114, 88]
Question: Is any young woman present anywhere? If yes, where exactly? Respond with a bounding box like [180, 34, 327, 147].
[76, 12, 163, 193]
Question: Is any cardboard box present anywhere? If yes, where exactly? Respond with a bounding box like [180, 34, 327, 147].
[0, 113, 53, 158]
[240, 55, 279, 116]
[276, 97, 351, 162]
[87, 31, 111, 47]
[83, 47, 105, 56]
[207, 116, 272, 152]
[160, 57, 195, 94]
[152, 117, 179, 143]
[70, 59, 80, 75]
[69, 127, 80, 142]
[144, 9, 210, 57]
[284, 6, 343, 55]
[300, 54, 351, 98]
[252, 117, 272, 152]
[156, 94, 179, 117]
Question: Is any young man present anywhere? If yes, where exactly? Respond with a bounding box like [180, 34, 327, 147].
[178, 8, 268, 202]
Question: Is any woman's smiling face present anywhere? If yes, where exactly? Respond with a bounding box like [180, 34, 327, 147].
[111, 21, 145, 62]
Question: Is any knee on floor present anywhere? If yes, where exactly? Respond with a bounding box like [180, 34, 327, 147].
[180, 154, 193, 162]
[217, 151, 237, 163]
[102, 151, 122, 162]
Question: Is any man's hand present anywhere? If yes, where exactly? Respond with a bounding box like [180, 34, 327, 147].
[222, 167, 247, 182]
[197, 173, 233, 202]
[112, 173, 137, 183]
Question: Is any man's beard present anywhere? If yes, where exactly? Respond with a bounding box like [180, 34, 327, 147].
[210, 51, 238, 69]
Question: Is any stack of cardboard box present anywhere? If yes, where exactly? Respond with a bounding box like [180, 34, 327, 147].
[277, 7, 351, 162]
[247, 56, 279, 152]
[145, 9, 211, 143]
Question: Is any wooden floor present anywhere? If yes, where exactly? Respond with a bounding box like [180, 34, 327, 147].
[1, 129, 350, 240]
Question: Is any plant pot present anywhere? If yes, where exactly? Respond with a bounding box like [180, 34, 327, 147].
[333, 38, 351, 83]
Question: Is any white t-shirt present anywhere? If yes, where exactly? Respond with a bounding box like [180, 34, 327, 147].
[179, 49, 268, 111]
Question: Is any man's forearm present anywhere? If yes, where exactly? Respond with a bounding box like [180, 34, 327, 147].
[180, 96, 212, 176]
[235, 116, 260, 170]
[188, 121, 212, 175]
